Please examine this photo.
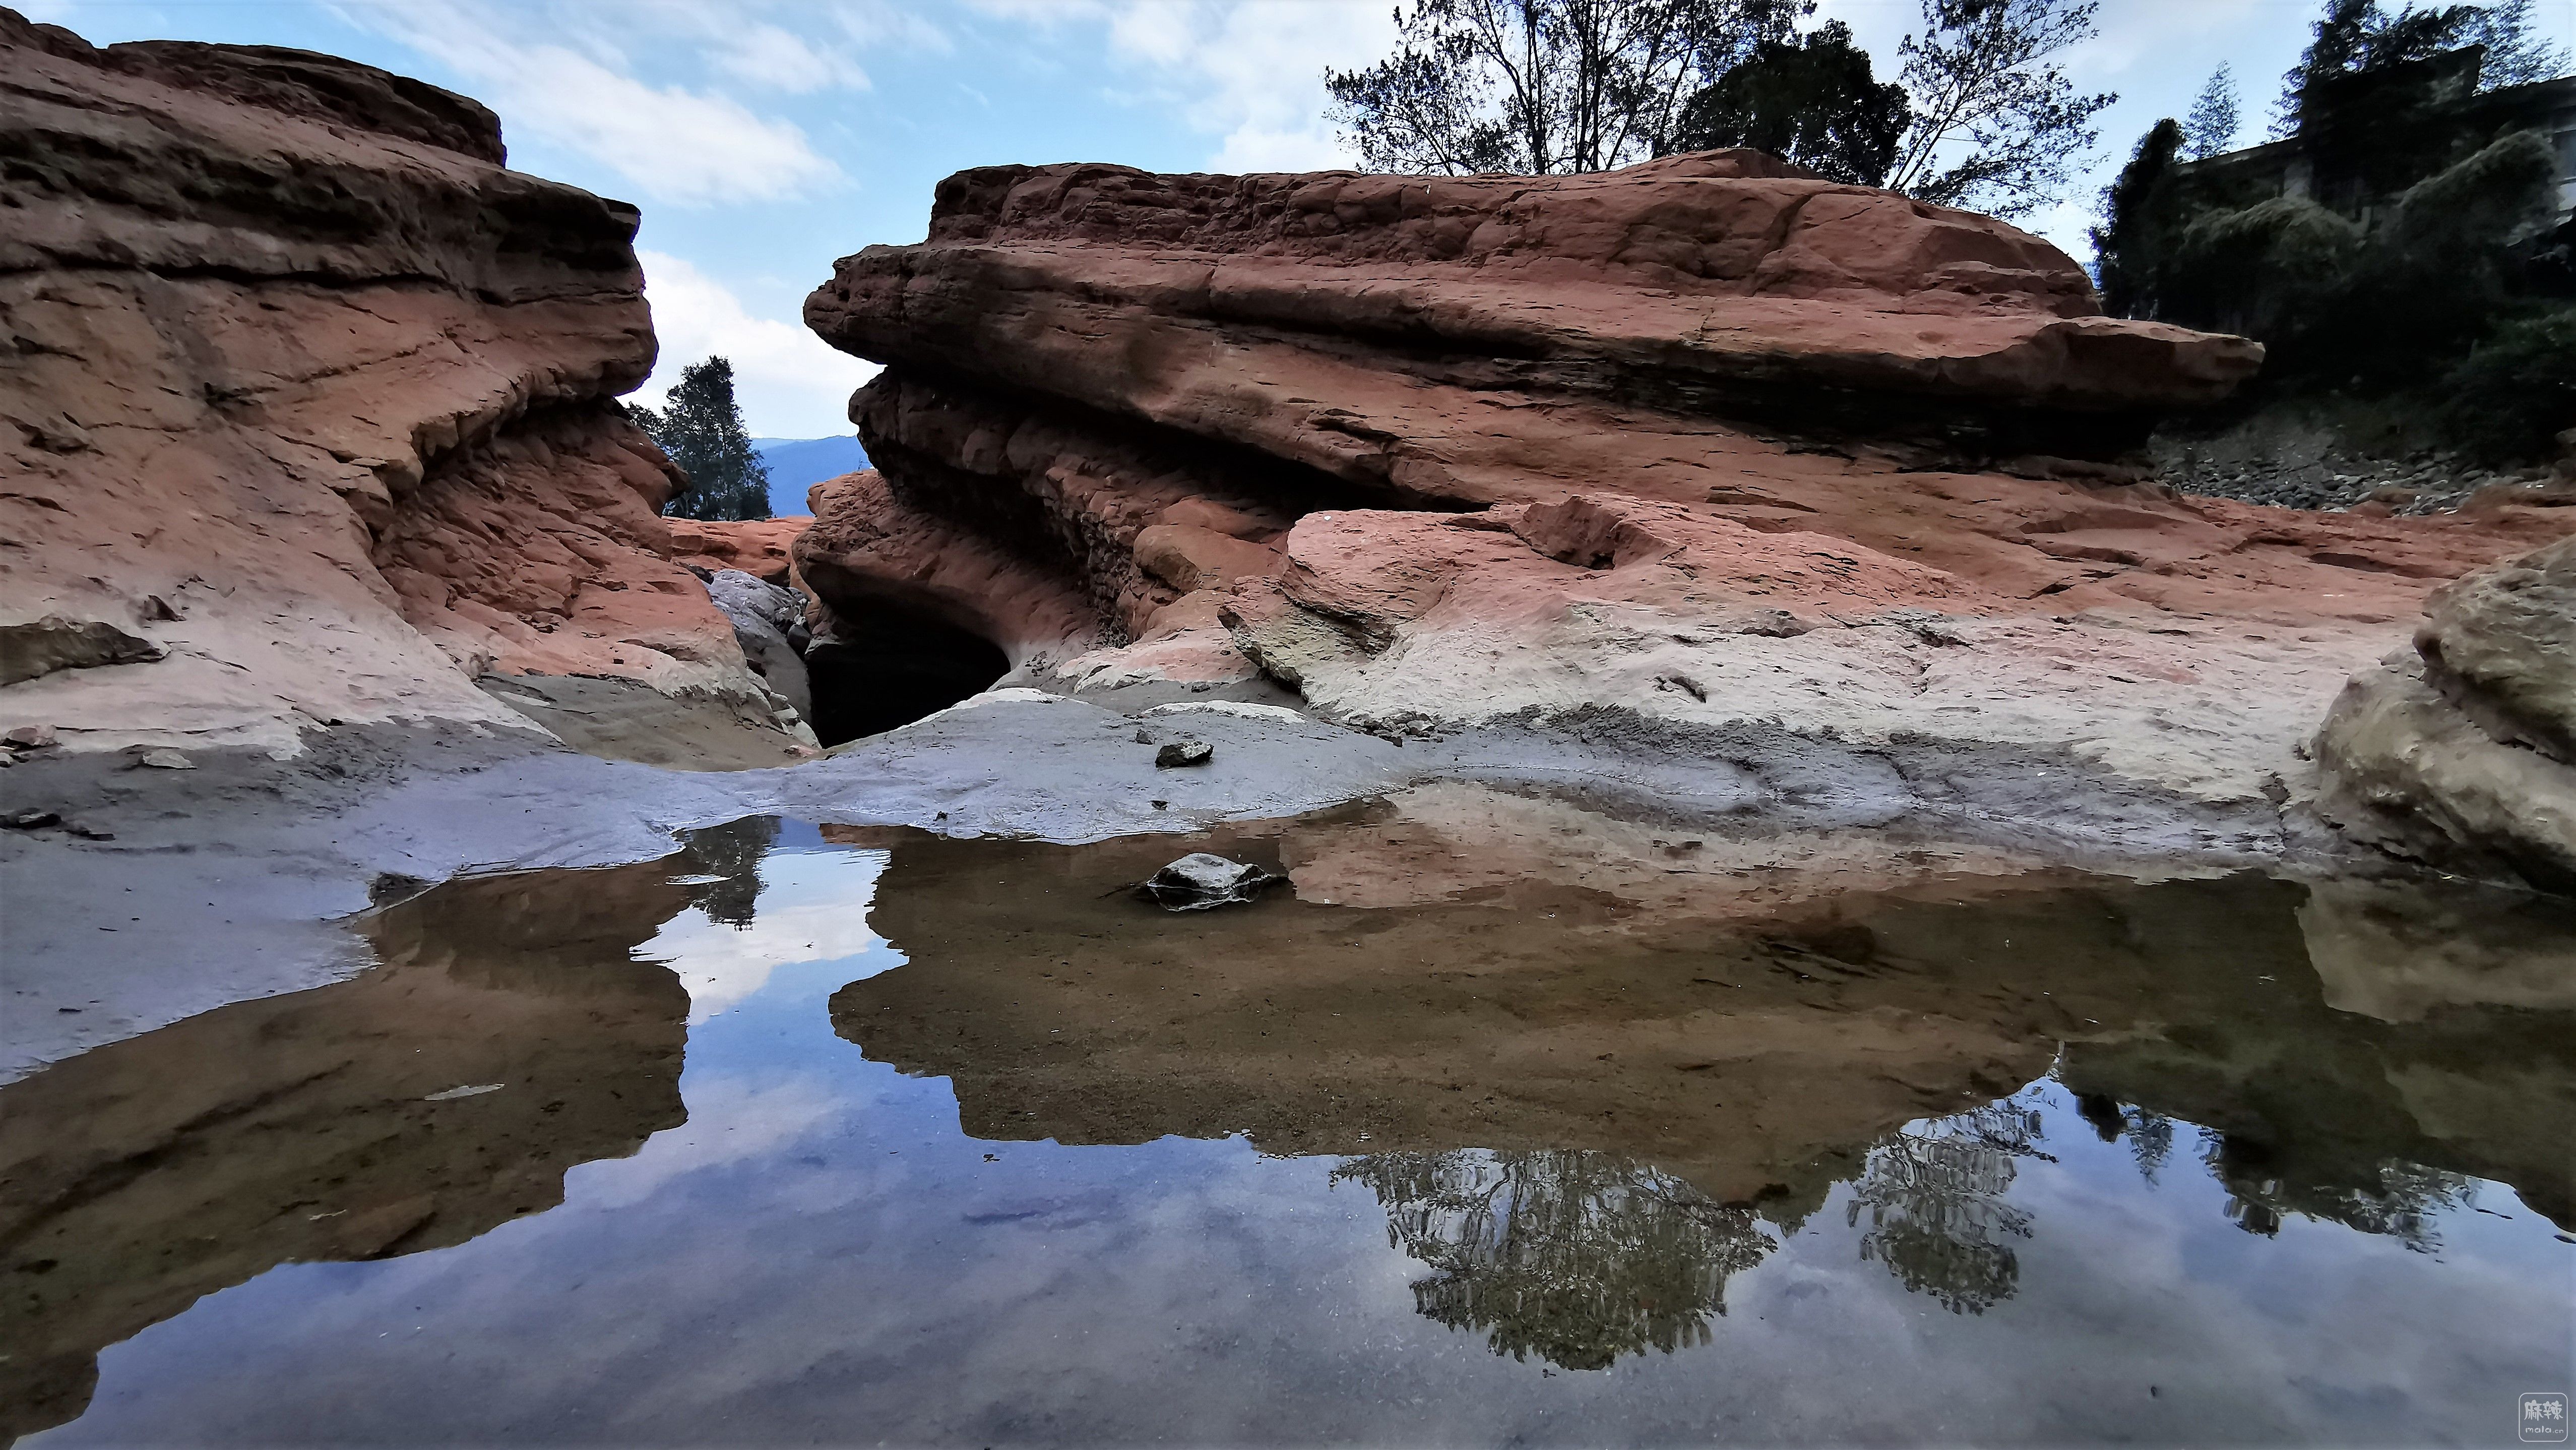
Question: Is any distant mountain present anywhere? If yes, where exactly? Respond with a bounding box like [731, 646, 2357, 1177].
[751, 436, 870, 516]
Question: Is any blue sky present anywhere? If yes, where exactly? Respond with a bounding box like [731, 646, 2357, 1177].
[28, 0, 2574, 438]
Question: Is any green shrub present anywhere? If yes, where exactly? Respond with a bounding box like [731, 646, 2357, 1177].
[2439, 307, 2576, 463]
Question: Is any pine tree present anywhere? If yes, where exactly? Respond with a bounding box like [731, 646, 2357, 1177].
[2182, 64, 2239, 159]
[2464, 0, 2571, 88]
[2265, 0, 2556, 135]
[631, 356, 771, 521]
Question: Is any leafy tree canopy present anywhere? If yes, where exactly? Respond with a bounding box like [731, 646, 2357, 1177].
[2275, 0, 2571, 134]
[1330, 0, 2114, 220]
[2089, 116, 2187, 319]
[629, 356, 771, 522]
[1326, 0, 1805, 175]
[1666, 20, 1911, 184]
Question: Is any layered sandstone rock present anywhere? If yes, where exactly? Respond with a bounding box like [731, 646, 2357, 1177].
[2315, 536, 2576, 889]
[0, 13, 801, 759]
[802, 155, 2562, 843]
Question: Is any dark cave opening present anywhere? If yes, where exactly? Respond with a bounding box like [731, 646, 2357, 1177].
[803, 595, 1012, 748]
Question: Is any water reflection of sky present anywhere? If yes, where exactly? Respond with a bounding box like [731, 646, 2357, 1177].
[35, 824, 2575, 1447]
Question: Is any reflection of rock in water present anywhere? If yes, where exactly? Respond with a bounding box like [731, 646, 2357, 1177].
[2298, 876, 2576, 1022]
[2057, 876, 2576, 1237]
[1333, 1149, 1774, 1371]
[0, 837, 748, 1443]
[1845, 1101, 2044, 1315]
[835, 803, 2576, 1356]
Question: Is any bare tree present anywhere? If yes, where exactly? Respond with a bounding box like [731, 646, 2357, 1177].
[1880, 0, 2116, 219]
[1325, 0, 1803, 175]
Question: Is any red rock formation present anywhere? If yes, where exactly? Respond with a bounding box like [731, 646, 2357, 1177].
[0, 12, 795, 759]
[802, 154, 2566, 830]
[794, 470, 1110, 668]
[670, 518, 809, 588]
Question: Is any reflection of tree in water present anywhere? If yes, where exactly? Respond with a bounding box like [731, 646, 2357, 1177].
[2078, 1090, 2481, 1251]
[1844, 1098, 2050, 1315]
[676, 816, 780, 928]
[2076, 1093, 2177, 1183]
[1332, 1149, 1774, 1371]
[2199, 1129, 2476, 1252]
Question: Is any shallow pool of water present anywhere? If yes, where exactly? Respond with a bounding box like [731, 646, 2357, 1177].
[6, 799, 2572, 1445]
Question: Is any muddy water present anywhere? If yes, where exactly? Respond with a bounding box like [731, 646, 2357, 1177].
[6, 795, 2573, 1446]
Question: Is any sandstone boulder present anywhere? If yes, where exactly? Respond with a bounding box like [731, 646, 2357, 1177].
[2316, 536, 2576, 890]
[0, 12, 795, 759]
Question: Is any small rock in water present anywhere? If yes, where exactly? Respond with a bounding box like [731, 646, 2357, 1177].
[1154, 738, 1213, 768]
[64, 818, 114, 840]
[3, 808, 61, 830]
[3, 725, 56, 750]
[1139, 852, 1281, 911]
[138, 749, 194, 769]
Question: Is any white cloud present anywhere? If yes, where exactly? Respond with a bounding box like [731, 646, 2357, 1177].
[346, 0, 847, 205]
[1092, 0, 1397, 173]
[828, 0, 958, 53]
[635, 250, 881, 439]
[711, 22, 868, 95]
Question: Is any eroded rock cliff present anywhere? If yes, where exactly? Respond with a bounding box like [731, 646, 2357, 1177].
[800, 154, 2566, 851]
[0, 12, 806, 761]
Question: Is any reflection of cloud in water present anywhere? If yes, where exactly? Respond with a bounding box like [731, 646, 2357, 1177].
[578, 1076, 846, 1210]
[23, 813, 2576, 1447]
[642, 850, 889, 1023]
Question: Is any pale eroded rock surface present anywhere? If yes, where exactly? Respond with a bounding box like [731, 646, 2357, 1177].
[2316, 537, 2576, 889]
